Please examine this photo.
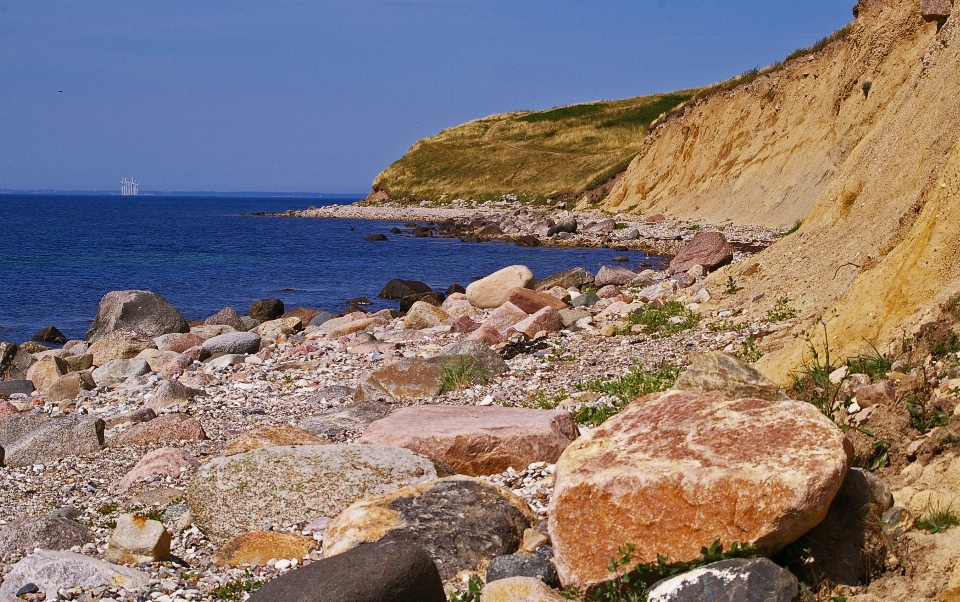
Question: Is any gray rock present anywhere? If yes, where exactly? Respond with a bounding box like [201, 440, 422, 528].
[325, 477, 533, 580]
[647, 558, 797, 602]
[546, 216, 577, 237]
[146, 379, 199, 412]
[1, 348, 35, 381]
[0, 380, 34, 397]
[535, 267, 594, 292]
[0, 550, 150, 597]
[487, 554, 560, 588]
[240, 316, 261, 331]
[308, 385, 355, 402]
[792, 468, 893, 585]
[0, 515, 93, 553]
[204, 354, 246, 369]
[299, 400, 394, 438]
[673, 351, 788, 402]
[0, 414, 104, 467]
[558, 308, 591, 328]
[153, 333, 182, 350]
[103, 514, 171, 564]
[201, 332, 261, 355]
[585, 218, 616, 233]
[248, 540, 445, 602]
[187, 444, 442, 543]
[309, 311, 337, 327]
[570, 292, 599, 308]
[92, 358, 151, 387]
[595, 265, 638, 287]
[439, 340, 509, 376]
[46, 371, 96, 402]
[85, 290, 188, 343]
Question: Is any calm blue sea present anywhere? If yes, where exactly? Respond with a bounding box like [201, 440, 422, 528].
[0, 194, 666, 344]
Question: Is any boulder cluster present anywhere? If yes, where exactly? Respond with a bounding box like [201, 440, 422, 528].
[0, 231, 939, 601]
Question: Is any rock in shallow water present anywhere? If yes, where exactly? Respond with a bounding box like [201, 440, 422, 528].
[548, 389, 851, 590]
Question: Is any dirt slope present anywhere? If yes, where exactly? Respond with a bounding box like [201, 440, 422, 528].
[599, 0, 960, 382]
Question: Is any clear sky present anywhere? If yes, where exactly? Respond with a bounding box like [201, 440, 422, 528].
[0, 1, 854, 193]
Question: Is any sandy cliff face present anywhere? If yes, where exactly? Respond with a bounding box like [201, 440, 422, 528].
[600, 0, 960, 381]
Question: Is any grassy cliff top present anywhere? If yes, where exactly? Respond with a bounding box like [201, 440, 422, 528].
[371, 91, 697, 205]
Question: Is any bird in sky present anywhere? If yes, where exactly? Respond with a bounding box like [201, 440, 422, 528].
[58, 90, 63, 93]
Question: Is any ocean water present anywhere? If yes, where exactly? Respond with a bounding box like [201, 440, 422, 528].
[0, 194, 667, 344]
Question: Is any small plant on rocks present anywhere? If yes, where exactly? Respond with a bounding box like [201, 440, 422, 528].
[573, 363, 680, 426]
[789, 320, 846, 419]
[448, 575, 484, 602]
[623, 301, 700, 338]
[766, 296, 798, 322]
[906, 394, 952, 433]
[209, 570, 263, 600]
[438, 359, 491, 394]
[915, 501, 960, 534]
[846, 341, 897, 380]
[738, 334, 763, 362]
[723, 276, 743, 296]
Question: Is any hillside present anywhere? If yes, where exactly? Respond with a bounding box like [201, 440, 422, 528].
[370, 92, 696, 204]
[599, 0, 960, 382]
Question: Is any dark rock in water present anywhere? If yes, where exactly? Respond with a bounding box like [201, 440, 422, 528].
[791, 467, 893, 585]
[204, 307, 245, 331]
[0, 514, 94, 553]
[487, 554, 560, 588]
[324, 477, 533, 581]
[299, 400, 393, 438]
[347, 297, 373, 306]
[366, 233, 389, 241]
[476, 223, 502, 237]
[535, 267, 595, 291]
[413, 226, 431, 238]
[612, 256, 629, 262]
[646, 558, 797, 602]
[0, 414, 105, 467]
[399, 291, 445, 313]
[515, 235, 540, 247]
[248, 540, 445, 602]
[308, 311, 337, 327]
[390, 227, 402, 234]
[33, 326, 66, 345]
[459, 235, 482, 243]
[0, 379, 34, 397]
[446, 283, 466, 295]
[379, 279, 432, 300]
[85, 290, 188, 342]
[248, 298, 285, 321]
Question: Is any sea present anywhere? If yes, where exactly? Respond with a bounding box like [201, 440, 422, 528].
[0, 194, 667, 345]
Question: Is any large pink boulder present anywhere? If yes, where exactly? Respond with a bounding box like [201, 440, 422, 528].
[481, 302, 528, 336]
[359, 406, 580, 476]
[668, 231, 733, 274]
[106, 413, 206, 447]
[548, 390, 850, 590]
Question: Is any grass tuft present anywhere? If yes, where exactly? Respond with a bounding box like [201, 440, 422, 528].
[766, 296, 798, 322]
[438, 358, 491, 394]
[573, 364, 680, 426]
[915, 501, 960, 534]
[209, 570, 263, 600]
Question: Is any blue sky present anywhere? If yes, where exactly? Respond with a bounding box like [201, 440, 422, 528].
[0, 1, 854, 193]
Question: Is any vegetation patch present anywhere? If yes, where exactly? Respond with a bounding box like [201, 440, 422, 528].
[438, 359, 491, 394]
[915, 501, 960, 534]
[766, 296, 798, 322]
[573, 363, 680, 426]
[372, 91, 696, 204]
[622, 301, 700, 338]
[209, 570, 264, 600]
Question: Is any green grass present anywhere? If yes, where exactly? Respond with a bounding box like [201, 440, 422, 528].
[915, 502, 960, 534]
[577, 540, 758, 601]
[846, 341, 896, 380]
[96, 503, 119, 515]
[438, 358, 491, 394]
[528, 389, 568, 409]
[766, 296, 798, 322]
[573, 364, 680, 426]
[785, 25, 853, 62]
[738, 334, 763, 362]
[932, 330, 960, 359]
[775, 219, 803, 238]
[448, 575, 484, 602]
[622, 301, 700, 338]
[209, 571, 263, 600]
[907, 394, 951, 433]
[788, 322, 846, 418]
[371, 91, 697, 204]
